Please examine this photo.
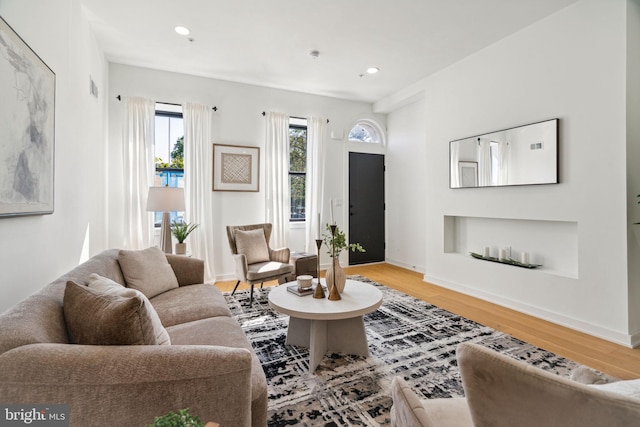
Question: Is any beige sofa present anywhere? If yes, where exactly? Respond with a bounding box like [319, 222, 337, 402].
[0, 248, 267, 427]
[391, 342, 640, 427]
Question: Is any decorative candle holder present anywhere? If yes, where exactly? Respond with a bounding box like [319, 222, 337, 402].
[313, 238, 325, 299]
[328, 224, 341, 301]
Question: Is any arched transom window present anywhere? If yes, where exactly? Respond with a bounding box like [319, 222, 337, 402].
[348, 120, 384, 144]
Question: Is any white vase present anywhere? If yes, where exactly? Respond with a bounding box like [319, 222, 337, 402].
[325, 257, 346, 293]
[175, 242, 187, 255]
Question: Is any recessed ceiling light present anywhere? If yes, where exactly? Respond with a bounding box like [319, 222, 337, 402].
[174, 26, 191, 36]
[367, 67, 380, 74]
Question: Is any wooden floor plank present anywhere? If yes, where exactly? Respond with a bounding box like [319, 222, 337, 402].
[215, 262, 640, 379]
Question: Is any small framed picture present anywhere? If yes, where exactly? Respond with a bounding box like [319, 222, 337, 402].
[213, 144, 260, 192]
[458, 161, 478, 187]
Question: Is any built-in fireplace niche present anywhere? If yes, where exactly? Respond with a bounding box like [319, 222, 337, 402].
[443, 216, 578, 279]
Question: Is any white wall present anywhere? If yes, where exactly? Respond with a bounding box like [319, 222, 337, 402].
[382, 0, 637, 346]
[626, 0, 640, 336]
[0, 0, 109, 313]
[107, 64, 383, 279]
[385, 98, 427, 272]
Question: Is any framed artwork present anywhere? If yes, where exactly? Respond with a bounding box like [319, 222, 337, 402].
[458, 162, 478, 188]
[213, 144, 260, 192]
[0, 16, 56, 216]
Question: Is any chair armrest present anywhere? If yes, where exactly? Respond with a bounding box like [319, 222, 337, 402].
[166, 254, 205, 286]
[233, 253, 249, 282]
[270, 247, 290, 264]
[0, 343, 253, 427]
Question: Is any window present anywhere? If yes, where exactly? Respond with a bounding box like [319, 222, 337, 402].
[153, 103, 184, 227]
[289, 118, 307, 221]
[348, 120, 383, 144]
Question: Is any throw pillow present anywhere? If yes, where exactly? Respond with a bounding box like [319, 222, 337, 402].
[63, 280, 171, 346]
[88, 273, 171, 345]
[117, 247, 179, 298]
[235, 228, 270, 264]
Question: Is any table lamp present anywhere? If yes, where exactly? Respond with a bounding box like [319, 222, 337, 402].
[146, 186, 185, 253]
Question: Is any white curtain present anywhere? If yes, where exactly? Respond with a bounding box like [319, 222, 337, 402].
[122, 97, 155, 249]
[305, 117, 326, 253]
[495, 142, 510, 185]
[265, 112, 290, 248]
[450, 140, 460, 188]
[477, 138, 492, 187]
[183, 102, 216, 282]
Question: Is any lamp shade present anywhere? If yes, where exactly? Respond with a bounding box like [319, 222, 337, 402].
[146, 187, 185, 212]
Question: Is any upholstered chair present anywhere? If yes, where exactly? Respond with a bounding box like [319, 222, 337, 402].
[226, 223, 293, 305]
[390, 342, 640, 427]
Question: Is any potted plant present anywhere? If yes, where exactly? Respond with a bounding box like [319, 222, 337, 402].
[146, 408, 218, 427]
[171, 220, 199, 255]
[322, 223, 365, 293]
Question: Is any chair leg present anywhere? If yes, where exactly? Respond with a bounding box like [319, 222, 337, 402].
[231, 280, 241, 295]
[249, 284, 255, 305]
[260, 282, 264, 289]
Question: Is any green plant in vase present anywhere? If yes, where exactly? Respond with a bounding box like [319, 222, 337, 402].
[322, 223, 365, 293]
[171, 220, 199, 254]
[146, 408, 204, 427]
[322, 223, 365, 258]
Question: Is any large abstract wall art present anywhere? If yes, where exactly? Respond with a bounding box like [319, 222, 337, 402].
[0, 16, 55, 216]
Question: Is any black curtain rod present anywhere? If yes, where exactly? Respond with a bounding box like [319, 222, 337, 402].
[116, 95, 217, 111]
[261, 111, 329, 124]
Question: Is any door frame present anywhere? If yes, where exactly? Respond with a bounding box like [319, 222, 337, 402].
[345, 129, 386, 265]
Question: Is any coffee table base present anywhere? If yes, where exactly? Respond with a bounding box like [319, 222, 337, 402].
[286, 316, 369, 373]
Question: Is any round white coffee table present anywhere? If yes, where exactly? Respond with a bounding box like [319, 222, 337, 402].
[268, 279, 383, 373]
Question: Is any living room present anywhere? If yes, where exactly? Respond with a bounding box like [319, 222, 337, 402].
[1, 0, 640, 425]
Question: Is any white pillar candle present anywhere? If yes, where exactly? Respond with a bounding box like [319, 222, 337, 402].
[499, 249, 506, 260]
[483, 246, 490, 257]
[521, 252, 530, 264]
[330, 199, 335, 224]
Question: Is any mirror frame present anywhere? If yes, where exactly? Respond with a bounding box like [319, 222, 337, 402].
[449, 118, 559, 189]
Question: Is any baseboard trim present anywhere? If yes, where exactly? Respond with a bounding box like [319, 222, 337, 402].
[423, 274, 636, 349]
[215, 273, 237, 282]
[385, 258, 426, 274]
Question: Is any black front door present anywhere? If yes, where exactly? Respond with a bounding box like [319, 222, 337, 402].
[348, 152, 385, 265]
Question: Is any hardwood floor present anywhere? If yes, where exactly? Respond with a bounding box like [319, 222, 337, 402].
[215, 263, 640, 380]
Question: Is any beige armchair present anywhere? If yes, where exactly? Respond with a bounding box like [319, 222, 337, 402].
[390, 342, 640, 427]
[226, 223, 293, 305]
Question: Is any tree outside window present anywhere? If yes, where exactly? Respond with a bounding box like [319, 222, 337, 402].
[289, 124, 307, 221]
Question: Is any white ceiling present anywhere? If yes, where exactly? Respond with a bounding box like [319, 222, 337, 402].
[81, 0, 579, 104]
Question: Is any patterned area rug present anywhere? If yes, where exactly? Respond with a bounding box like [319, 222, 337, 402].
[223, 276, 581, 427]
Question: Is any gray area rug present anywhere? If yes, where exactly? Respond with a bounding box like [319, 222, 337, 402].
[223, 276, 581, 426]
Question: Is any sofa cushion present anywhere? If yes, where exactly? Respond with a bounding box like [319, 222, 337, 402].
[151, 283, 232, 327]
[87, 273, 171, 345]
[63, 281, 170, 345]
[246, 261, 293, 282]
[235, 229, 270, 264]
[118, 247, 179, 298]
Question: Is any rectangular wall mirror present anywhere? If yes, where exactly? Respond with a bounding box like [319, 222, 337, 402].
[449, 118, 558, 188]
